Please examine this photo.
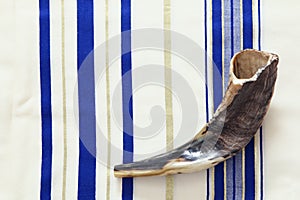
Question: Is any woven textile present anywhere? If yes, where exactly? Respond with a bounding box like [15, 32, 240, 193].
[0, 0, 297, 199]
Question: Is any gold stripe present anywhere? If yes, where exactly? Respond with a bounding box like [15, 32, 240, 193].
[224, 161, 227, 200]
[164, 0, 174, 199]
[240, 2, 246, 199]
[240, 0, 243, 49]
[221, 0, 227, 199]
[61, 0, 67, 199]
[252, 0, 256, 49]
[208, 0, 215, 199]
[252, 1, 259, 199]
[221, 0, 225, 94]
[105, 0, 111, 199]
[208, 0, 213, 114]
[166, 176, 174, 200]
[254, 133, 259, 200]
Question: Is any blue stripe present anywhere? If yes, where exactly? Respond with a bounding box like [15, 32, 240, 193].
[212, 0, 224, 199]
[223, 0, 231, 88]
[212, 0, 223, 108]
[204, 0, 209, 124]
[77, 0, 96, 199]
[39, 0, 52, 199]
[232, 157, 236, 199]
[243, 0, 253, 49]
[230, 1, 237, 199]
[258, 0, 261, 51]
[232, 0, 243, 199]
[230, 0, 234, 57]
[232, 0, 241, 54]
[245, 139, 255, 200]
[242, 1, 255, 199]
[223, 1, 234, 198]
[235, 152, 243, 200]
[121, 0, 134, 199]
[229, 1, 237, 199]
[260, 128, 264, 200]
[204, 1, 210, 199]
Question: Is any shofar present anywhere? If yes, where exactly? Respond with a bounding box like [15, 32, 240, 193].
[114, 49, 278, 178]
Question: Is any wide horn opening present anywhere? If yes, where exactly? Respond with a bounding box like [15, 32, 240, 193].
[232, 50, 270, 79]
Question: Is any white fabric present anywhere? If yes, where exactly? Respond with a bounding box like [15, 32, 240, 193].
[0, 1, 41, 199]
[0, 0, 299, 199]
[262, 0, 300, 199]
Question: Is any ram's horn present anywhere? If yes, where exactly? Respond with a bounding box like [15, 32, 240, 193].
[114, 49, 278, 178]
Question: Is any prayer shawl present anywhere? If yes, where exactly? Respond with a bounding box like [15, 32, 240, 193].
[0, 0, 295, 199]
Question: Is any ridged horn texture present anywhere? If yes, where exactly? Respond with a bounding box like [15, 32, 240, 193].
[114, 49, 279, 178]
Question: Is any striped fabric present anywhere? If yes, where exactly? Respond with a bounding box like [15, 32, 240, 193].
[0, 0, 268, 199]
[205, 0, 263, 200]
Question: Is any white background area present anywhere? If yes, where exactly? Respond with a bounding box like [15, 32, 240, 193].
[262, 0, 300, 199]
